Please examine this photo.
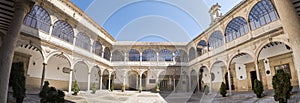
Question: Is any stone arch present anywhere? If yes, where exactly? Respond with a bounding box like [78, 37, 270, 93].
[188, 47, 196, 61]
[255, 39, 291, 61]
[111, 50, 124, 61]
[190, 69, 197, 93]
[14, 43, 46, 90]
[90, 66, 101, 89]
[181, 71, 189, 92]
[72, 61, 89, 91]
[228, 52, 255, 91]
[210, 60, 227, 91]
[210, 59, 227, 71]
[224, 17, 249, 43]
[228, 50, 255, 66]
[255, 40, 296, 90]
[45, 51, 72, 65]
[16, 42, 46, 61]
[128, 70, 139, 90]
[248, 0, 279, 30]
[45, 51, 72, 90]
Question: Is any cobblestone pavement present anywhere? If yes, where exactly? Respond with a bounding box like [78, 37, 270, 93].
[7, 88, 300, 103]
[160, 88, 300, 103]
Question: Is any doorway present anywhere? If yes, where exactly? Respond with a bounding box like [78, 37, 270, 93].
[250, 71, 257, 89]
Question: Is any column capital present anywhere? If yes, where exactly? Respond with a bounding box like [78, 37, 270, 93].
[15, 0, 35, 13]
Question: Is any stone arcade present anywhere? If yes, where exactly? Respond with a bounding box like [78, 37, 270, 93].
[1, 0, 300, 102]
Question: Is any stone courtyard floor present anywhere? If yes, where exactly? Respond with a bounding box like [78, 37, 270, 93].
[7, 88, 300, 103]
[64, 90, 167, 103]
[160, 87, 300, 103]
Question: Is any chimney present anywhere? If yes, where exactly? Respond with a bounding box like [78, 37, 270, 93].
[209, 3, 222, 25]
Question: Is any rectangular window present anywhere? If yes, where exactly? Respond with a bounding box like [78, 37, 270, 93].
[274, 64, 291, 78]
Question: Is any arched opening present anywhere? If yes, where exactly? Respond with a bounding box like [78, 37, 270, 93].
[140, 71, 147, 90]
[13, 45, 46, 91]
[210, 61, 227, 91]
[128, 71, 138, 90]
[198, 66, 208, 92]
[129, 49, 140, 61]
[93, 41, 102, 57]
[158, 71, 169, 91]
[229, 53, 254, 91]
[197, 40, 207, 56]
[104, 47, 111, 61]
[142, 49, 156, 61]
[181, 71, 189, 92]
[90, 66, 101, 90]
[51, 20, 74, 43]
[73, 61, 89, 91]
[208, 30, 224, 49]
[248, 0, 278, 30]
[257, 41, 297, 89]
[112, 50, 124, 61]
[45, 53, 71, 91]
[225, 17, 248, 43]
[190, 70, 197, 93]
[159, 49, 173, 61]
[75, 32, 91, 51]
[174, 49, 188, 63]
[24, 5, 51, 33]
[189, 47, 196, 61]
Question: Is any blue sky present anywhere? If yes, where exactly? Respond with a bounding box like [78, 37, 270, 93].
[70, 0, 242, 42]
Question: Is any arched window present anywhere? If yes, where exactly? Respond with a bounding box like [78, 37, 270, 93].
[159, 49, 172, 61]
[75, 32, 91, 51]
[189, 47, 196, 61]
[104, 47, 110, 61]
[24, 6, 51, 33]
[129, 49, 140, 61]
[249, 0, 278, 30]
[112, 50, 124, 61]
[225, 17, 248, 43]
[51, 20, 74, 43]
[175, 50, 188, 62]
[93, 41, 102, 56]
[208, 30, 224, 49]
[142, 49, 156, 61]
[197, 40, 207, 56]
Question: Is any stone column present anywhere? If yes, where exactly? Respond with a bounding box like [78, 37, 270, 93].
[197, 74, 201, 93]
[140, 52, 142, 63]
[254, 61, 261, 81]
[108, 72, 112, 90]
[227, 70, 232, 95]
[124, 52, 127, 63]
[101, 46, 105, 57]
[173, 77, 176, 92]
[87, 72, 91, 93]
[40, 63, 47, 90]
[189, 74, 192, 92]
[100, 75, 103, 90]
[0, 0, 33, 102]
[123, 74, 126, 92]
[156, 52, 159, 65]
[68, 70, 73, 93]
[172, 53, 175, 62]
[273, 0, 300, 88]
[209, 73, 212, 93]
[139, 74, 142, 91]
[110, 53, 112, 62]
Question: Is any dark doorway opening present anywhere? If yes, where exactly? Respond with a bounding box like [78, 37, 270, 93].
[225, 72, 235, 90]
[250, 71, 257, 89]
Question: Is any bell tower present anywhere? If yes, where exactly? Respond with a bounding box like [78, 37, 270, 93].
[209, 3, 222, 25]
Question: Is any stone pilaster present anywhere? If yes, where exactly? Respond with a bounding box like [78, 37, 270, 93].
[0, 0, 33, 102]
[273, 0, 300, 88]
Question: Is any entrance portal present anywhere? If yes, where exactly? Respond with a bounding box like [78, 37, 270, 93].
[250, 71, 257, 89]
